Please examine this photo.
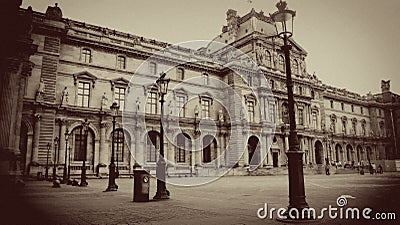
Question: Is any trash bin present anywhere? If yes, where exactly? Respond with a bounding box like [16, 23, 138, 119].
[133, 167, 150, 202]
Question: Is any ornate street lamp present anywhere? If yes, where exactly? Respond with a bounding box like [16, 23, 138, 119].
[52, 137, 60, 187]
[62, 128, 69, 183]
[153, 72, 170, 200]
[106, 102, 120, 191]
[270, 0, 309, 217]
[80, 118, 90, 187]
[45, 142, 51, 180]
[67, 146, 72, 184]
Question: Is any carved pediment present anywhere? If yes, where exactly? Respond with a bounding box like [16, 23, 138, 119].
[73, 71, 97, 88]
[110, 77, 129, 91]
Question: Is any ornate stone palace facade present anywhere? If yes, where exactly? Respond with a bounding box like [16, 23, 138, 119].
[2, 3, 399, 178]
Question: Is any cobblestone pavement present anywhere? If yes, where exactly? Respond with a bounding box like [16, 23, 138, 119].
[4, 173, 400, 225]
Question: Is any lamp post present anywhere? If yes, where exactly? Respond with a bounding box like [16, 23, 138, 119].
[106, 102, 119, 191]
[80, 118, 90, 187]
[45, 142, 51, 180]
[62, 128, 69, 183]
[52, 137, 59, 181]
[67, 146, 72, 183]
[270, 0, 309, 216]
[52, 137, 60, 187]
[153, 72, 170, 200]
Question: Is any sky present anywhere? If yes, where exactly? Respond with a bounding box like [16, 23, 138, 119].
[22, 0, 400, 95]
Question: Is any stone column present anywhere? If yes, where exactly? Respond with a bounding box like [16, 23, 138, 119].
[0, 60, 21, 176]
[32, 113, 41, 163]
[24, 131, 33, 176]
[243, 144, 249, 166]
[259, 134, 266, 166]
[260, 96, 266, 122]
[219, 132, 225, 167]
[57, 119, 67, 164]
[99, 121, 108, 165]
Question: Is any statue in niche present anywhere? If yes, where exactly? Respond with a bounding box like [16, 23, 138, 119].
[272, 50, 278, 68]
[218, 109, 224, 122]
[255, 46, 264, 65]
[194, 105, 199, 118]
[168, 100, 173, 115]
[36, 78, 45, 101]
[100, 92, 108, 110]
[61, 86, 69, 106]
[135, 97, 140, 112]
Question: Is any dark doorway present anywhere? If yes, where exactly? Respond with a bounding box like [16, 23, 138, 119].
[248, 136, 260, 166]
[272, 152, 279, 167]
[314, 141, 323, 164]
[203, 135, 216, 163]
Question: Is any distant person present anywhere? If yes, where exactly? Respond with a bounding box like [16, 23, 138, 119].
[377, 164, 383, 174]
[325, 158, 330, 176]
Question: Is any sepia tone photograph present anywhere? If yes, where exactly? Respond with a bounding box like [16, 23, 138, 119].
[0, 0, 399, 224]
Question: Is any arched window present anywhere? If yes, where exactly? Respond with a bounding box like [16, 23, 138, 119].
[177, 68, 184, 80]
[278, 55, 285, 71]
[146, 131, 159, 162]
[71, 126, 94, 163]
[113, 129, 125, 162]
[176, 133, 191, 163]
[202, 135, 216, 163]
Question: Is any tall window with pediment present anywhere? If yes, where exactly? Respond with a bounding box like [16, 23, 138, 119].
[201, 99, 211, 118]
[77, 81, 90, 107]
[298, 108, 304, 125]
[176, 96, 186, 117]
[247, 100, 255, 122]
[114, 87, 125, 110]
[312, 112, 318, 129]
[146, 92, 158, 114]
[269, 102, 276, 123]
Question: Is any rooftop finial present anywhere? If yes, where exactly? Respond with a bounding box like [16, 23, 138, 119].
[276, 0, 287, 12]
[55, 3, 58, 7]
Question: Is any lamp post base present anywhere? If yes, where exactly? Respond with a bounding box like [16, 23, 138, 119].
[153, 190, 170, 200]
[79, 181, 88, 187]
[105, 185, 118, 192]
